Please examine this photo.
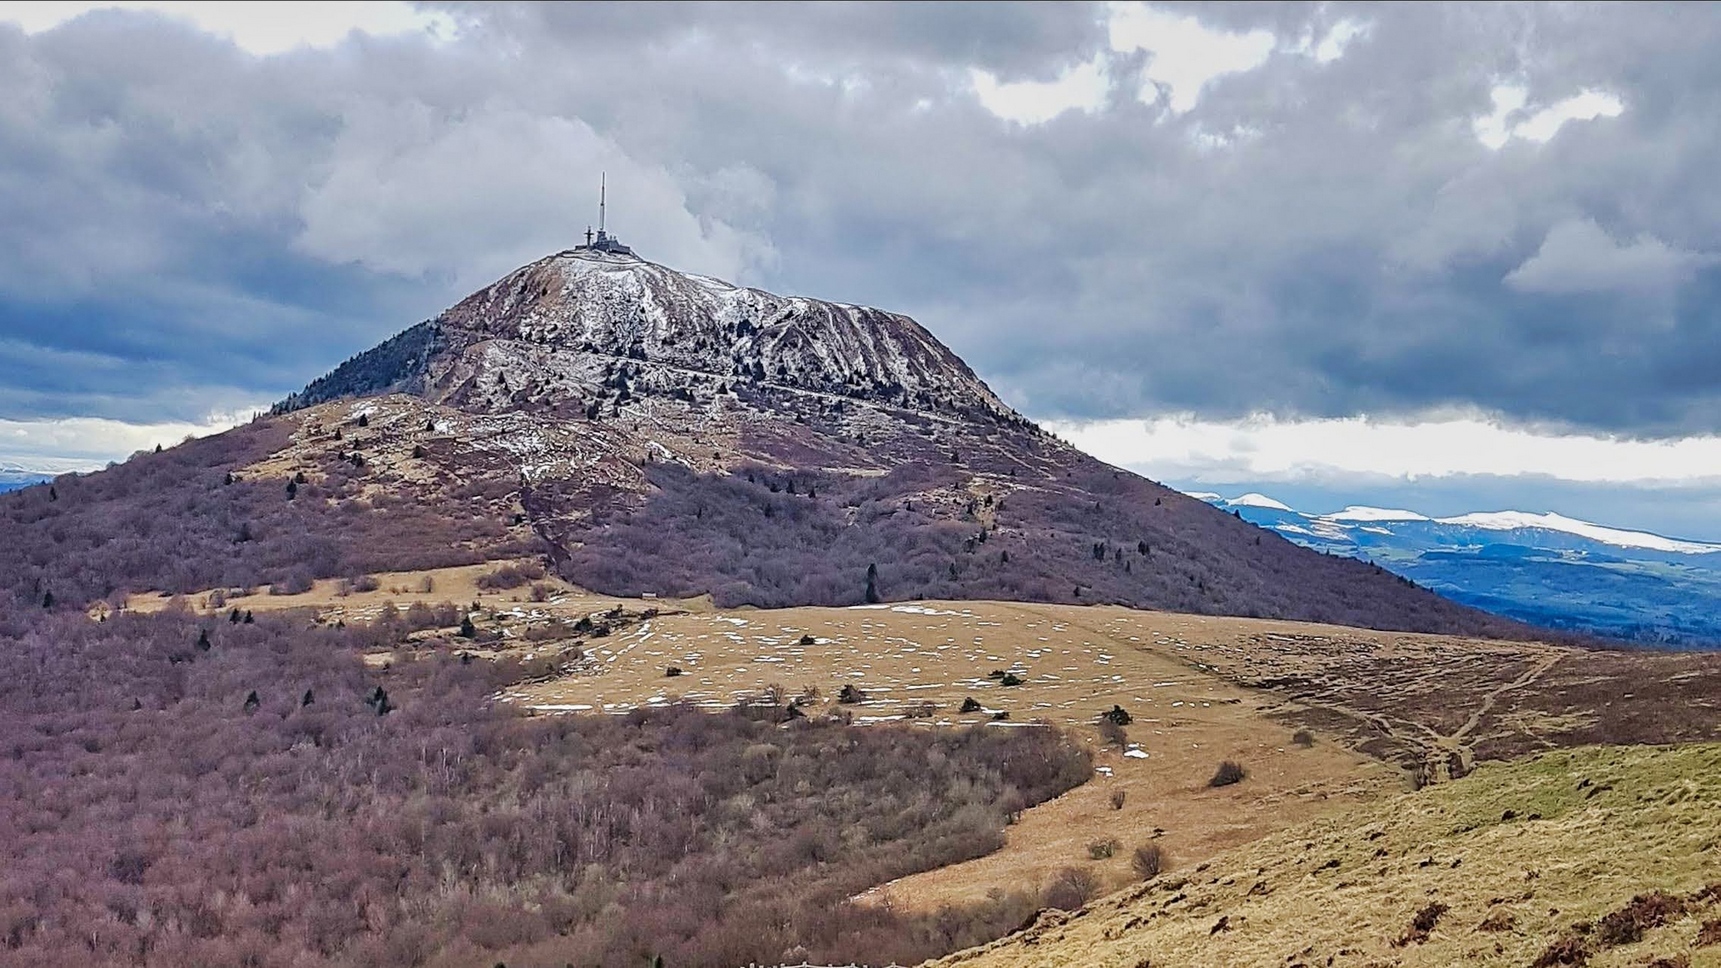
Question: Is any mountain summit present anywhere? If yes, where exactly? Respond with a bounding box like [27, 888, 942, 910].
[278, 250, 1012, 423]
[253, 251, 1535, 637]
[6, 251, 1540, 640]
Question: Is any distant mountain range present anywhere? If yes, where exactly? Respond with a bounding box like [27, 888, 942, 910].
[1193, 491, 1721, 646]
[0, 467, 51, 493]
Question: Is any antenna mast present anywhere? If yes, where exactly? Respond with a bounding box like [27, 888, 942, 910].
[599, 172, 606, 237]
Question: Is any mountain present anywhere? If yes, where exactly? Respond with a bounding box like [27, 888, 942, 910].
[0, 464, 51, 493]
[1203, 492, 1721, 645]
[3, 248, 1538, 640]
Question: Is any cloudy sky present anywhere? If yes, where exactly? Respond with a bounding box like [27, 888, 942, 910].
[3, 1, 1721, 537]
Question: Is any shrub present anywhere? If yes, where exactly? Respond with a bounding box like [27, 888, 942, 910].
[1131, 844, 1166, 880]
[1209, 761, 1247, 787]
[960, 697, 983, 713]
[1101, 704, 1132, 726]
[476, 562, 547, 590]
[1531, 937, 1590, 967]
[1396, 902, 1449, 946]
[1000, 672, 1024, 687]
[665, 666, 683, 678]
[838, 684, 867, 704]
[269, 571, 314, 596]
[1109, 789, 1127, 810]
[1042, 867, 1099, 911]
[1087, 838, 1120, 860]
[1097, 717, 1128, 749]
[1597, 892, 1687, 946]
[1292, 728, 1315, 747]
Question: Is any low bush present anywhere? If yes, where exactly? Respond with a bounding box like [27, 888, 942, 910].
[1131, 844, 1166, 880]
[1209, 760, 1248, 787]
[1042, 867, 1099, 911]
[269, 570, 314, 595]
[1292, 728, 1316, 747]
[475, 562, 547, 590]
[1396, 902, 1449, 946]
[1097, 717, 1128, 749]
[1597, 892, 1686, 946]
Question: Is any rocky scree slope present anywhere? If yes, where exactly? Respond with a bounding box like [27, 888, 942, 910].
[10, 250, 1541, 640]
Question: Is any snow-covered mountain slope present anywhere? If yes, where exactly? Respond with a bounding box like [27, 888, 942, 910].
[1434, 510, 1721, 555]
[1326, 506, 1430, 523]
[1225, 492, 1294, 511]
[1195, 491, 1721, 645]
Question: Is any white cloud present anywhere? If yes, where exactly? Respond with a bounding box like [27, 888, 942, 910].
[294, 104, 774, 288]
[0, 1, 457, 55]
[1107, 2, 1275, 113]
[1474, 84, 1623, 150]
[970, 54, 1111, 125]
[1285, 17, 1371, 64]
[1047, 412, 1721, 486]
[1312, 19, 1369, 64]
[0, 408, 259, 472]
[1505, 217, 1718, 295]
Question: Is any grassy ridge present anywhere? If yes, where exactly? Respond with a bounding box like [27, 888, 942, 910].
[943, 742, 1721, 967]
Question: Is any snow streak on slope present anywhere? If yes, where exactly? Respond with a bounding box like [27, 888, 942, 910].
[436, 250, 1013, 419]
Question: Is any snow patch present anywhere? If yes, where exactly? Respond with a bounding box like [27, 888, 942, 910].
[1226, 492, 1293, 511]
[1323, 505, 1430, 522]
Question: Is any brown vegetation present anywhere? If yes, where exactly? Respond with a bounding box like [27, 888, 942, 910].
[1394, 901, 1448, 946]
[1131, 844, 1166, 881]
[1209, 760, 1248, 787]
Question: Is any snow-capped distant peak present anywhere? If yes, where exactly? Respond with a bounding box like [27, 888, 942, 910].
[1226, 492, 1294, 511]
[1437, 510, 1721, 555]
[1181, 490, 1222, 501]
[1324, 506, 1430, 523]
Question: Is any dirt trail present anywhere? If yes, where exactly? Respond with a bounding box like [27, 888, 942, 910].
[1451, 650, 1565, 743]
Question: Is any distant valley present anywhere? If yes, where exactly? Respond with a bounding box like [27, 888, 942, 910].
[1197, 491, 1721, 646]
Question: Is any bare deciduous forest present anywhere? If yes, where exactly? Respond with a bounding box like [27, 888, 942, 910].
[0, 604, 1090, 967]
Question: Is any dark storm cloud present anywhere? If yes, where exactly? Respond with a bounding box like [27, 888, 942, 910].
[3, 2, 1721, 435]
